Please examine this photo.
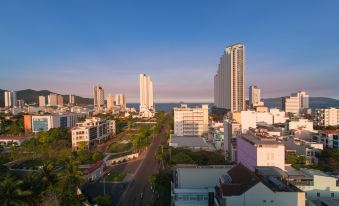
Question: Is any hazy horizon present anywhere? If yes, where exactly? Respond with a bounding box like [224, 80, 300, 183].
[1, 1, 339, 102]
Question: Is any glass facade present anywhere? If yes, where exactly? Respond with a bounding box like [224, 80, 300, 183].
[32, 118, 49, 131]
[60, 116, 68, 128]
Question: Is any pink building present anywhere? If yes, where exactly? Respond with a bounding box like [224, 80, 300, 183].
[237, 134, 285, 171]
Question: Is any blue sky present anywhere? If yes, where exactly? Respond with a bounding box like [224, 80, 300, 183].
[1, 0, 339, 102]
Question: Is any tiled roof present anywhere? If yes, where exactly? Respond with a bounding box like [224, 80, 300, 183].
[0, 136, 28, 141]
[220, 164, 260, 196]
[84, 160, 104, 175]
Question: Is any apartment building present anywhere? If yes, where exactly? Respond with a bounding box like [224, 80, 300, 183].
[71, 117, 115, 150]
[282, 91, 309, 115]
[237, 132, 285, 171]
[214, 43, 245, 112]
[314, 130, 339, 149]
[315, 107, 339, 127]
[174, 104, 208, 137]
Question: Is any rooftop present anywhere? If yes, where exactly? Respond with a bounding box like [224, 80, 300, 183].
[218, 164, 301, 197]
[170, 136, 211, 149]
[83, 160, 104, 175]
[241, 133, 282, 146]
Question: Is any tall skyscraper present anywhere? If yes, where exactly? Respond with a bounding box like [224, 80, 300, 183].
[57, 95, 64, 106]
[139, 74, 154, 116]
[93, 85, 105, 108]
[16, 100, 25, 108]
[115, 93, 126, 111]
[214, 43, 245, 112]
[48, 93, 58, 106]
[107, 94, 114, 111]
[249, 85, 264, 109]
[39, 96, 46, 107]
[69, 94, 75, 105]
[4, 90, 16, 108]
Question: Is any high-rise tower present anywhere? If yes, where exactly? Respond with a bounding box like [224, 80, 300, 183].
[93, 85, 105, 108]
[214, 43, 245, 112]
[139, 74, 154, 116]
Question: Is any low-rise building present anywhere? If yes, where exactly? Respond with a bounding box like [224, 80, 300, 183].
[171, 164, 233, 206]
[314, 130, 339, 149]
[83, 160, 105, 182]
[286, 118, 313, 132]
[287, 168, 339, 203]
[169, 135, 213, 151]
[236, 109, 287, 134]
[71, 117, 115, 150]
[25, 113, 88, 132]
[0, 135, 32, 146]
[215, 164, 305, 206]
[283, 137, 323, 165]
[237, 132, 285, 171]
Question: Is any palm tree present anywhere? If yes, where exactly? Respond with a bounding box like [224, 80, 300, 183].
[0, 176, 32, 206]
[32, 161, 58, 194]
[58, 158, 83, 206]
[58, 158, 83, 186]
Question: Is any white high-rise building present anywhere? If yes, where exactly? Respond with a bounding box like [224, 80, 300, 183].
[283, 91, 309, 114]
[39, 96, 46, 107]
[174, 104, 209, 137]
[139, 74, 154, 117]
[69, 94, 75, 105]
[4, 90, 16, 108]
[249, 85, 264, 108]
[214, 43, 245, 112]
[107, 94, 114, 111]
[315, 107, 339, 127]
[93, 85, 105, 108]
[115, 93, 126, 111]
[48, 93, 58, 106]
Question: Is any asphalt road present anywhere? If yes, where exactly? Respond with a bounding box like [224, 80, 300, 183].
[120, 117, 169, 206]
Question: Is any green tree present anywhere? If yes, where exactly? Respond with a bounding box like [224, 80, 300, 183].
[92, 151, 104, 161]
[286, 153, 305, 170]
[171, 152, 194, 164]
[58, 158, 83, 206]
[32, 161, 58, 193]
[0, 176, 32, 206]
[318, 149, 339, 171]
[94, 194, 112, 206]
[77, 141, 88, 151]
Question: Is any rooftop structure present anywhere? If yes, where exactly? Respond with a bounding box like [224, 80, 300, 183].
[237, 133, 285, 171]
[171, 164, 233, 206]
[215, 164, 305, 206]
[169, 135, 213, 151]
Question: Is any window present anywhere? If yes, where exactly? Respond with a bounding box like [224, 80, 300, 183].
[331, 193, 334, 198]
[317, 192, 320, 197]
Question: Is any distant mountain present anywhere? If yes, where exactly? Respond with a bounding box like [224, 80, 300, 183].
[263, 97, 339, 109]
[0, 89, 93, 107]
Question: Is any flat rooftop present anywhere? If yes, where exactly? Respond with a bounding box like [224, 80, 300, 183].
[170, 136, 211, 148]
[241, 134, 282, 146]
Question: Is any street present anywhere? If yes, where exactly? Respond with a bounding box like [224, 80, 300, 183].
[120, 117, 169, 206]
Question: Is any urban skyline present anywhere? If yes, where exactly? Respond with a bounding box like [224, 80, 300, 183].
[1, 1, 339, 101]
